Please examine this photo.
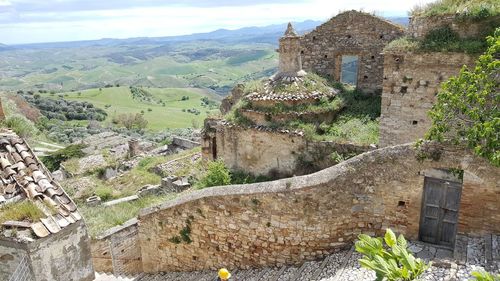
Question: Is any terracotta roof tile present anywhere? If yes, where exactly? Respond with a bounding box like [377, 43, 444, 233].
[0, 129, 81, 239]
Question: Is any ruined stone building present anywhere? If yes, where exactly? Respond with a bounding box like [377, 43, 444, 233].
[202, 11, 405, 177]
[91, 9, 500, 278]
[0, 130, 94, 281]
[378, 15, 498, 146]
[299, 11, 405, 93]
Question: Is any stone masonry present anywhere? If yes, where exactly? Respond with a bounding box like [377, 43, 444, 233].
[91, 219, 143, 276]
[379, 51, 477, 147]
[299, 11, 405, 93]
[203, 122, 370, 177]
[138, 143, 499, 273]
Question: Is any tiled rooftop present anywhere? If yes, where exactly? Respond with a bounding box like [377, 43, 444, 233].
[245, 77, 338, 103]
[0, 129, 81, 240]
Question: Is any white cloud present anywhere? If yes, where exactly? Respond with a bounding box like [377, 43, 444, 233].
[0, 0, 11, 6]
[0, 0, 436, 44]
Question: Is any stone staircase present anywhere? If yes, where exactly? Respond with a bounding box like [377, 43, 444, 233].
[96, 235, 499, 281]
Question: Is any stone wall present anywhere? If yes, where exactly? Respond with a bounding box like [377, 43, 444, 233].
[407, 15, 500, 39]
[172, 137, 200, 150]
[0, 241, 31, 280]
[91, 219, 142, 276]
[299, 11, 405, 93]
[207, 124, 369, 177]
[28, 220, 93, 281]
[138, 143, 499, 272]
[379, 51, 477, 147]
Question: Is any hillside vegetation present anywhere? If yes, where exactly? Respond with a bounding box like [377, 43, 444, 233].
[411, 0, 500, 18]
[0, 42, 277, 95]
[34, 86, 220, 130]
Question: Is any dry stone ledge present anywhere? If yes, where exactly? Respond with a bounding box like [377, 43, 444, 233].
[103, 195, 139, 207]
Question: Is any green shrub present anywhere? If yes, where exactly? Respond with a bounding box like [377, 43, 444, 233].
[471, 271, 500, 281]
[230, 170, 271, 184]
[421, 26, 487, 53]
[355, 229, 430, 281]
[411, 0, 500, 19]
[94, 186, 114, 202]
[426, 28, 500, 166]
[197, 160, 231, 188]
[1, 115, 37, 138]
[41, 144, 86, 171]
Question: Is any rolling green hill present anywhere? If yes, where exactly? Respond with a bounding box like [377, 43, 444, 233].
[39, 87, 221, 130]
[0, 42, 278, 95]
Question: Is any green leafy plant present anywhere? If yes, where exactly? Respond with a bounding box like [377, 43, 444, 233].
[41, 144, 86, 171]
[355, 229, 430, 281]
[471, 271, 500, 281]
[196, 160, 231, 188]
[426, 28, 500, 166]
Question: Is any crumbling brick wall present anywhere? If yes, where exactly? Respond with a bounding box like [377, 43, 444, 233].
[299, 11, 405, 93]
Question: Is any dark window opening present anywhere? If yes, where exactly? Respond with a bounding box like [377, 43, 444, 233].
[324, 55, 328, 58]
[312, 36, 316, 41]
[379, 34, 384, 39]
[401, 86, 408, 94]
[412, 120, 418, 125]
[211, 137, 217, 159]
[371, 55, 375, 59]
[340, 55, 359, 86]
[192, 256, 198, 261]
[301, 50, 304, 54]
[398, 201, 406, 207]
[347, 34, 352, 39]
[364, 75, 368, 79]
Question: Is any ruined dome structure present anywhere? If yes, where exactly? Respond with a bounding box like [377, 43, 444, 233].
[245, 23, 339, 110]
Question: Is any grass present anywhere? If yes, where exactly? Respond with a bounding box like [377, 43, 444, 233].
[227, 78, 381, 145]
[411, 0, 500, 19]
[66, 147, 201, 200]
[385, 28, 489, 54]
[0, 201, 46, 225]
[79, 194, 177, 238]
[38, 87, 220, 130]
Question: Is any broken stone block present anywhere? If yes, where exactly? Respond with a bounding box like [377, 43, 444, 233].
[172, 178, 191, 192]
[102, 168, 117, 180]
[161, 175, 178, 190]
[138, 184, 162, 197]
[51, 170, 66, 181]
[85, 195, 102, 207]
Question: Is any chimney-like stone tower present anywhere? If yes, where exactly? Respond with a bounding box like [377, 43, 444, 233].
[277, 23, 306, 78]
[128, 138, 140, 158]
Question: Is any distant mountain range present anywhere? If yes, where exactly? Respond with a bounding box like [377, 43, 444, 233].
[2, 17, 409, 50]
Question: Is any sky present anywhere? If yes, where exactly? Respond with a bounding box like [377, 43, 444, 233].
[0, 0, 436, 45]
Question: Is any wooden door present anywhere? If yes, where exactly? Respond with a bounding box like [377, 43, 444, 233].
[419, 177, 463, 248]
